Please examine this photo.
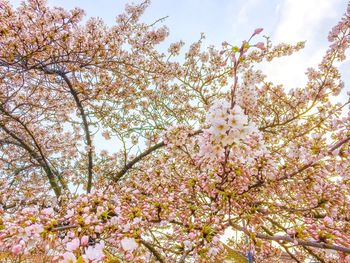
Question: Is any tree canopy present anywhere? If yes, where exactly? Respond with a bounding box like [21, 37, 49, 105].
[0, 0, 350, 262]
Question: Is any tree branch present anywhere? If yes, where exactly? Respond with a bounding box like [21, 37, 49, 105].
[241, 134, 350, 195]
[231, 222, 350, 254]
[140, 239, 165, 263]
[261, 226, 302, 263]
[58, 72, 94, 193]
[113, 141, 165, 181]
[38, 67, 94, 193]
[265, 217, 325, 262]
[52, 224, 78, 231]
[112, 130, 202, 182]
[0, 123, 62, 197]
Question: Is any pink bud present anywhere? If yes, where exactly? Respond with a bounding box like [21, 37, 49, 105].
[332, 148, 340, 156]
[256, 42, 266, 50]
[188, 232, 196, 240]
[95, 225, 104, 233]
[11, 244, 22, 255]
[212, 236, 219, 243]
[253, 28, 263, 36]
[286, 229, 295, 235]
[323, 216, 333, 226]
[81, 235, 89, 246]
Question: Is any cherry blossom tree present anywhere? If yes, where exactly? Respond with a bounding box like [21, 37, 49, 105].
[0, 0, 350, 262]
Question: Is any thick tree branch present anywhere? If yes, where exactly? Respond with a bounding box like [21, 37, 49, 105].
[113, 130, 202, 182]
[279, 134, 350, 181]
[231, 222, 350, 254]
[39, 67, 94, 193]
[140, 239, 165, 263]
[58, 72, 94, 193]
[52, 224, 78, 232]
[0, 123, 62, 197]
[265, 217, 325, 262]
[113, 141, 165, 181]
[0, 105, 67, 190]
[241, 134, 350, 195]
[261, 226, 302, 263]
[259, 45, 340, 132]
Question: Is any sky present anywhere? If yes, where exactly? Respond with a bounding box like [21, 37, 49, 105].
[10, 0, 350, 152]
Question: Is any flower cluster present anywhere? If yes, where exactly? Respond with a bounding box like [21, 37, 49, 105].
[0, 189, 147, 262]
[199, 101, 258, 158]
[236, 69, 264, 112]
[163, 125, 194, 147]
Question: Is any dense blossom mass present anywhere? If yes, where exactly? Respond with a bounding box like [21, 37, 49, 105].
[0, 0, 350, 262]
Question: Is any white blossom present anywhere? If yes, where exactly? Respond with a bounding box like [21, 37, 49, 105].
[121, 237, 138, 251]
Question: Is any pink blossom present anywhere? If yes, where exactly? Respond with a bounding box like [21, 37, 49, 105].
[66, 238, 80, 251]
[95, 225, 103, 233]
[81, 236, 89, 246]
[121, 237, 138, 251]
[110, 216, 119, 226]
[59, 252, 77, 263]
[212, 236, 220, 243]
[208, 247, 219, 256]
[287, 229, 296, 235]
[188, 232, 196, 240]
[41, 207, 55, 216]
[25, 224, 44, 237]
[255, 42, 265, 50]
[133, 217, 142, 224]
[96, 206, 104, 216]
[11, 244, 22, 255]
[84, 241, 105, 261]
[65, 209, 74, 219]
[323, 216, 333, 226]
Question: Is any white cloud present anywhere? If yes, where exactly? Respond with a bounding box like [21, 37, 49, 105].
[274, 0, 338, 43]
[261, 0, 343, 89]
[237, 0, 261, 25]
